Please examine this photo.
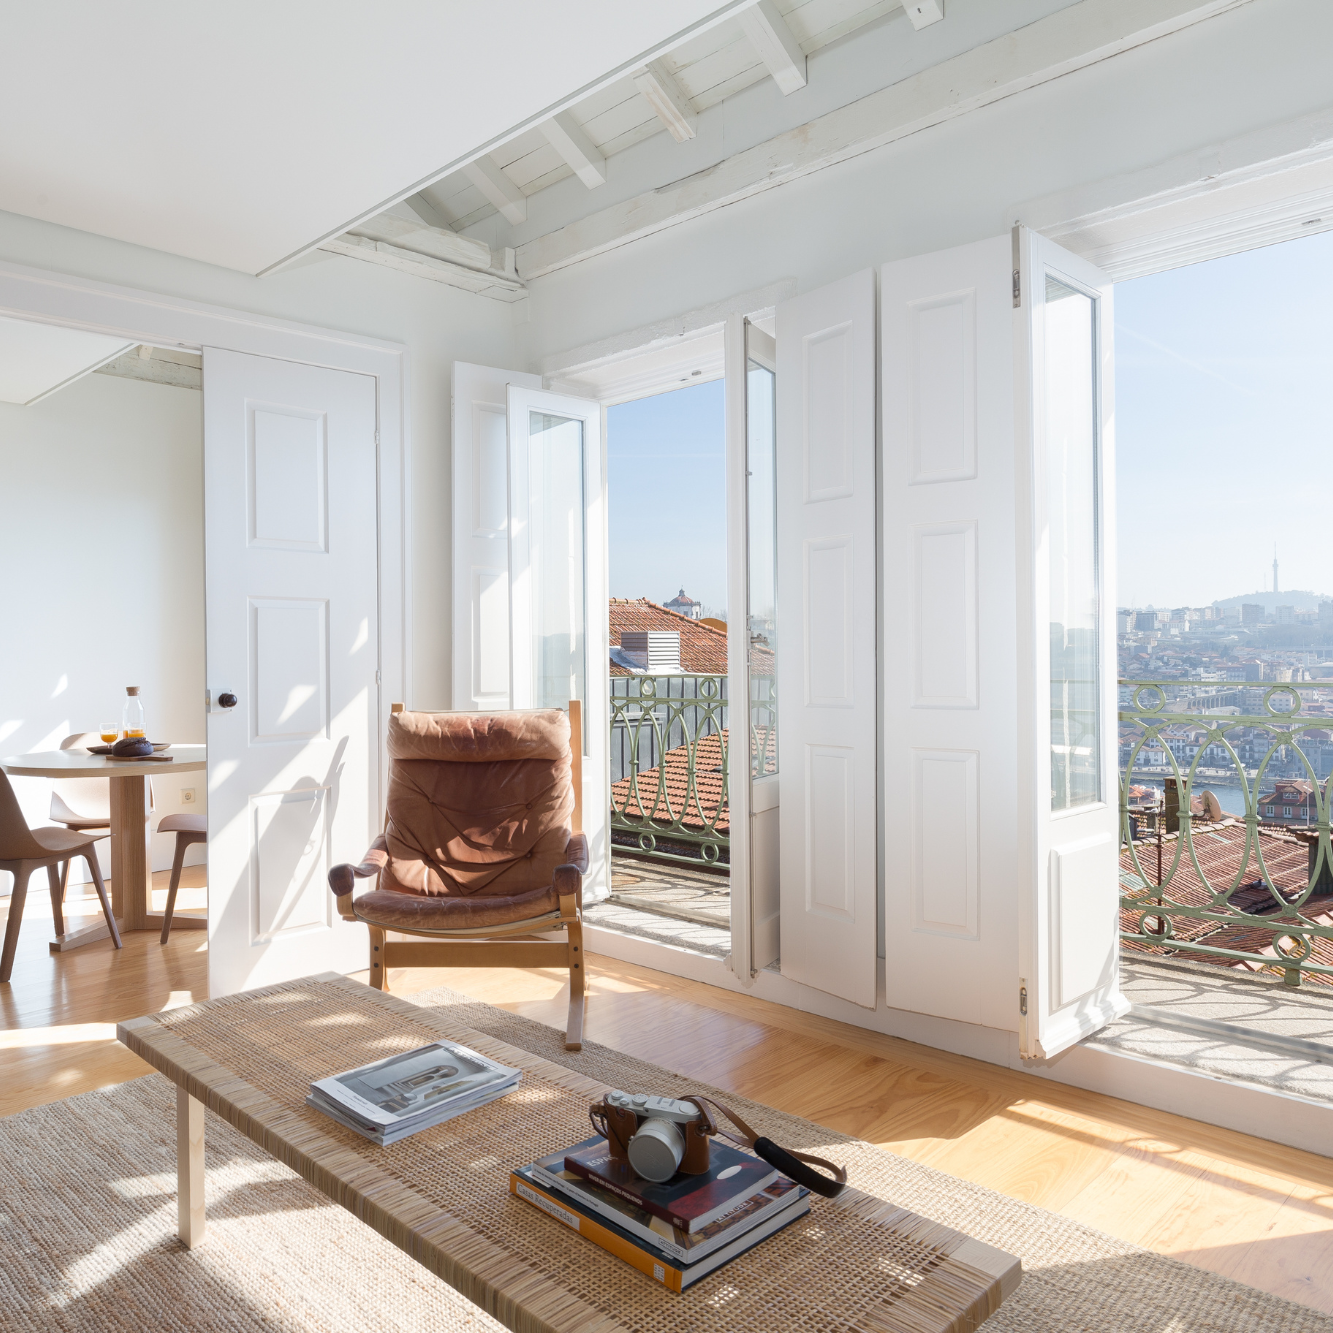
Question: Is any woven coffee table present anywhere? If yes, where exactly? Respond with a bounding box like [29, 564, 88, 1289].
[118, 974, 1020, 1333]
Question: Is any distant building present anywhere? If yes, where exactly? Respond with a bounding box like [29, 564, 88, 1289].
[1241, 604, 1264, 624]
[1258, 779, 1317, 825]
[1278, 605, 1296, 625]
[662, 588, 702, 620]
[1134, 611, 1157, 631]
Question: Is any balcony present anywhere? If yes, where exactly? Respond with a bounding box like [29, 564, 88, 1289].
[1119, 679, 1333, 987]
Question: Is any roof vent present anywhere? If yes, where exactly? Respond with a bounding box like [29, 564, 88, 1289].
[620, 631, 682, 673]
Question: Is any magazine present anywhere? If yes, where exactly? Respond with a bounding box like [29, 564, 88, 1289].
[307, 1040, 521, 1145]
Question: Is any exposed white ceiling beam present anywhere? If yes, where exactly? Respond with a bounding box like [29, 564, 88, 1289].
[517, 0, 1254, 279]
[462, 156, 528, 224]
[738, 0, 807, 94]
[541, 111, 608, 188]
[352, 208, 495, 269]
[633, 59, 698, 142]
[902, 1, 944, 31]
[321, 233, 527, 302]
[98, 346, 203, 390]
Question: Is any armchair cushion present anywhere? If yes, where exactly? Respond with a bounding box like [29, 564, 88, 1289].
[381, 708, 575, 900]
[353, 882, 562, 932]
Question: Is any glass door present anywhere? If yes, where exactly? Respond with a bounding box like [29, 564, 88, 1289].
[507, 385, 608, 900]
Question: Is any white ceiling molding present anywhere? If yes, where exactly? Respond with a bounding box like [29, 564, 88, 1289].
[541, 112, 608, 189]
[517, 0, 1254, 280]
[633, 60, 699, 142]
[738, 0, 808, 95]
[1018, 106, 1333, 280]
[902, 1, 944, 31]
[462, 157, 528, 224]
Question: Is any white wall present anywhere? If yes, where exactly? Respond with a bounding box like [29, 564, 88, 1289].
[0, 208, 522, 711]
[0, 371, 205, 883]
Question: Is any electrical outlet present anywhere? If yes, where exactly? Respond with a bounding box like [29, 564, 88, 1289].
[181, 788, 196, 804]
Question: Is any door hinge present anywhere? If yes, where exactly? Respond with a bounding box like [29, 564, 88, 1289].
[1011, 222, 1022, 308]
[374, 429, 380, 445]
[1019, 983, 1028, 1016]
[375, 669, 382, 685]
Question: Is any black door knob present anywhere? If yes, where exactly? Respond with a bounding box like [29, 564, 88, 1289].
[218, 693, 238, 709]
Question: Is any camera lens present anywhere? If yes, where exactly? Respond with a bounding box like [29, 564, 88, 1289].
[627, 1117, 685, 1183]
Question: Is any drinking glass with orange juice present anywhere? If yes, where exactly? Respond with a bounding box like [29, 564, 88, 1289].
[99, 724, 117, 744]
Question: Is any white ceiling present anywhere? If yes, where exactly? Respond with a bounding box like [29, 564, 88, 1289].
[0, 316, 133, 406]
[0, 2, 742, 275]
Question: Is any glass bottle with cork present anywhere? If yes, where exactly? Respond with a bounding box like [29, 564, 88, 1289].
[122, 686, 146, 740]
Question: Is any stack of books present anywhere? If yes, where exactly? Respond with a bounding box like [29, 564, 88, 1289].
[511, 1134, 810, 1290]
[307, 1040, 521, 1146]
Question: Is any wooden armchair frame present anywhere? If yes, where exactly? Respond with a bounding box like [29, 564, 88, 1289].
[330, 701, 587, 1050]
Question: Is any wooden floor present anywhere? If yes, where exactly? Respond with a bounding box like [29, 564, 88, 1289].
[5, 878, 1333, 1314]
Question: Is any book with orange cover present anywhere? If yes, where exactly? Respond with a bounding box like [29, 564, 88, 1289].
[510, 1164, 809, 1292]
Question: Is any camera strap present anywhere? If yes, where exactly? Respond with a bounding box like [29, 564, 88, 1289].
[682, 1095, 847, 1199]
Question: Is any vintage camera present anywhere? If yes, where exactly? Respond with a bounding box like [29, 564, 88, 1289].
[592, 1090, 712, 1183]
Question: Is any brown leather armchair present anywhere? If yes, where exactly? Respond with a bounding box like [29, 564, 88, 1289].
[328, 701, 589, 1050]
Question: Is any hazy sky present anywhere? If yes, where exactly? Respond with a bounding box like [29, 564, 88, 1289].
[1116, 228, 1333, 608]
[606, 378, 727, 614]
[606, 229, 1333, 618]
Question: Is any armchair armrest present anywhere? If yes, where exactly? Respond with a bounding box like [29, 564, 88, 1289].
[328, 836, 388, 919]
[554, 832, 588, 918]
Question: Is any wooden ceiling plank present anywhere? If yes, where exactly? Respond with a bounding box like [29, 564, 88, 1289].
[461, 156, 528, 224]
[632, 58, 698, 142]
[541, 111, 608, 188]
[739, 0, 808, 93]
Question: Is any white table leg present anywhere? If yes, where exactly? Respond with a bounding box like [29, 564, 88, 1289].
[177, 1085, 206, 1248]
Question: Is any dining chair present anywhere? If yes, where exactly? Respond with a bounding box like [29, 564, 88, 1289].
[49, 733, 111, 899]
[157, 813, 206, 943]
[1, 768, 121, 982]
[328, 701, 589, 1049]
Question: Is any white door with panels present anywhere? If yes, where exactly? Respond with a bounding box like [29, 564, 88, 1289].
[774, 271, 879, 1008]
[451, 365, 609, 903]
[204, 349, 379, 997]
[880, 232, 1123, 1057]
[451, 362, 541, 712]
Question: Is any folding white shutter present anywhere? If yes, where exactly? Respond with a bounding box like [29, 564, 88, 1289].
[881, 233, 1124, 1057]
[451, 362, 539, 710]
[881, 236, 1021, 1029]
[775, 271, 878, 1008]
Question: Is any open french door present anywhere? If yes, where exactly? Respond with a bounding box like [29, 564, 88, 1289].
[451, 365, 609, 902]
[203, 349, 379, 996]
[880, 230, 1124, 1058]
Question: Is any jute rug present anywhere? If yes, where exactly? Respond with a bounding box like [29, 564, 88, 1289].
[3, 983, 1330, 1333]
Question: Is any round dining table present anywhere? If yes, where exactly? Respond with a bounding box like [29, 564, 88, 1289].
[0, 745, 206, 952]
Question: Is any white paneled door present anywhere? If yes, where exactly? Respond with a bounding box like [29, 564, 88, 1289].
[451, 363, 540, 711]
[204, 349, 379, 997]
[775, 270, 878, 1008]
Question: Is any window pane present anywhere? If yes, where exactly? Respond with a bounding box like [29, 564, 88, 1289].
[747, 360, 778, 777]
[1046, 276, 1100, 811]
[527, 411, 586, 736]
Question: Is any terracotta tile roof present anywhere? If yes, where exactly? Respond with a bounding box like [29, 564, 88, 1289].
[1120, 821, 1333, 983]
[611, 731, 730, 836]
[608, 598, 775, 677]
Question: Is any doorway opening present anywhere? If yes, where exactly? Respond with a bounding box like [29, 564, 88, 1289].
[597, 378, 733, 957]
[1110, 226, 1333, 1094]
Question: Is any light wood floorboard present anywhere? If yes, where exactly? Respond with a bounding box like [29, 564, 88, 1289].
[4, 881, 1333, 1313]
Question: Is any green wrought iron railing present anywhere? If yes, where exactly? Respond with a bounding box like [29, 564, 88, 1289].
[607, 672, 778, 868]
[1119, 678, 1333, 985]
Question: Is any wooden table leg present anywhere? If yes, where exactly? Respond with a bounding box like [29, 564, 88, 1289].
[109, 775, 152, 931]
[177, 1085, 206, 1248]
